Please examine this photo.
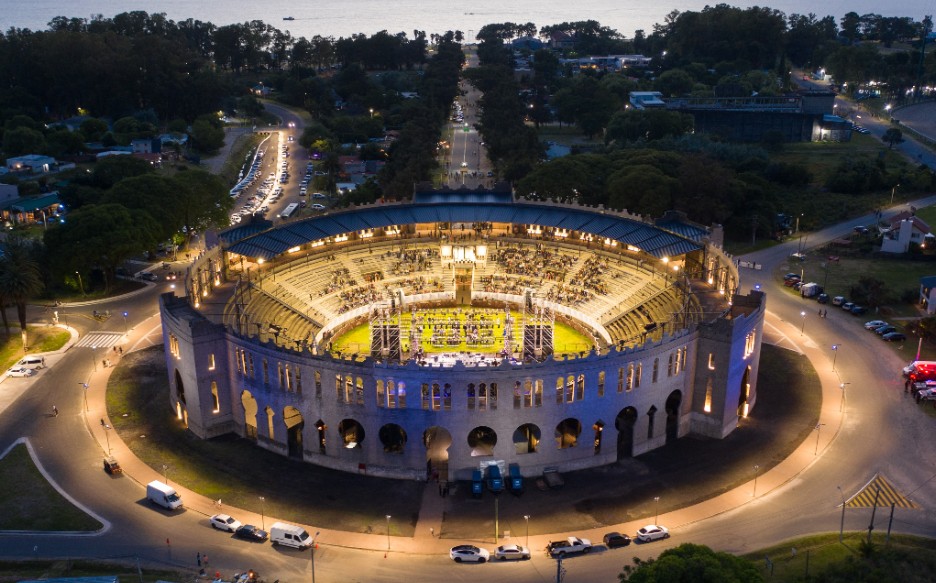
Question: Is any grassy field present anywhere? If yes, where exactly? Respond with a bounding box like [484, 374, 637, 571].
[0, 326, 70, 371]
[0, 560, 191, 583]
[0, 444, 102, 531]
[330, 308, 593, 356]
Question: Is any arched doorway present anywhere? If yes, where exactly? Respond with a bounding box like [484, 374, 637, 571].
[379, 424, 407, 454]
[593, 420, 605, 454]
[468, 426, 497, 456]
[241, 391, 258, 440]
[174, 370, 187, 425]
[423, 426, 452, 480]
[338, 419, 365, 449]
[512, 423, 541, 454]
[615, 407, 638, 459]
[555, 418, 582, 449]
[665, 390, 682, 443]
[738, 365, 751, 417]
[315, 419, 327, 454]
[284, 406, 304, 459]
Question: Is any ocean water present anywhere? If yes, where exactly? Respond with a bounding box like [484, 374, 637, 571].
[4, 0, 932, 40]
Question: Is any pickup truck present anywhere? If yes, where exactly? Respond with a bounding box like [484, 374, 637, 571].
[546, 536, 592, 557]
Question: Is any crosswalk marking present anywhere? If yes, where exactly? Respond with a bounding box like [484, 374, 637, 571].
[74, 331, 126, 348]
[845, 474, 917, 509]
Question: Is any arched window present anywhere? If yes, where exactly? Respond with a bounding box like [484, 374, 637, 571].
[376, 379, 385, 407]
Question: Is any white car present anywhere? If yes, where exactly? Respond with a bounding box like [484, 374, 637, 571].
[311, 203, 326, 210]
[494, 544, 530, 560]
[210, 513, 242, 532]
[7, 367, 35, 378]
[635, 524, 669, 542]
[450, 544, 489, 563]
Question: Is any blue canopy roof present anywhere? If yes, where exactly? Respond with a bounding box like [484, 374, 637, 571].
[224, 200, 704, 260]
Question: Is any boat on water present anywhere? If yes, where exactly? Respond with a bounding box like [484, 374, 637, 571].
[283, 16, 295, 21]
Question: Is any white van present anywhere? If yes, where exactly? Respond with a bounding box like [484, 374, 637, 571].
[17, 356, 46, 370]
[270, 522, 313, 548]
[146, 480, 183, 510]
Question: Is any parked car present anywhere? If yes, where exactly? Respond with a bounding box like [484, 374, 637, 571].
[790, 252, 806, 261]
[547, 536, 592, 557]
[874, 325, 897, 336]
[784, 277, 801, 287]
[494, 544, 531, 560]
[841, 302, 855, 311]
[817, 293, 829, 304]
[603, 532, 632, 548]
[865, 320, 888, 330]
[832, 296, 846, 306]
[210, 513, 242, 532]
[450, 545, 489, 563]
[883, 332, 907, 342]
[635, 525, 670, 542]
[850, 305, 868, 315]
[6, 367, 35, 378]
[139, 272, 159, 282]
[783, 273, 800, 281]
[310, 203, 326, 210]
[234, 524, 269, 542]
[854, 225, 869, 234]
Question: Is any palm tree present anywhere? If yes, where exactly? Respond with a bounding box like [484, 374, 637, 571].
[0, 237, 44, 333]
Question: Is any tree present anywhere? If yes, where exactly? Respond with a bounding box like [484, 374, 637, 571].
[0, 236, 44, 332]
[619, 543, 763, 582]
[883, 128, 903, 149]
[190, 114, 225, 153]
[2, 126, 46, 157]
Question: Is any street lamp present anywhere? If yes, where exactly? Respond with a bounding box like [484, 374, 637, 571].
[259, 496, 266, 530]
[814, 423, 826, 455]
[524, 514, 530, 547]
[78, 382, 89, 412]
[753, 464, 760, 497]
[800, 311, 807, 336]
[837, 486, 846, 542]
[840, 382, 850, 413]
[91, 346, 97, 372]
[101, 419, 111, 453]
[891, 183, 900, 205]
[653, 496, 660, 523]
[311, 531, 321, 583]
[122, 311, 129, 335]
[385, 515, 391, 554]
[831, 344, 840, 371]
[162, 464, 168, 484]
[75, 271, 84, 295]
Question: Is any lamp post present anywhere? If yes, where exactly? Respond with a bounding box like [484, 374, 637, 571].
[75, 271, 85, 295]
[837, 486, 846, 542]
[259, 496, 266, 530]
[831, 344, 840, 371]
[311, 531, 321, 583]
[102, 420, 111, 453]
[122, 311, 129, 335]
[524, 514, 530, 547]
[79, 382, 89, 412]
[814, 423, 826, 455]
[840, 383, 850, 413]
[800, 311, 807, 336]
[753, 464, 760, 497]
[385, 515, 391, 554]
[891, 183, 900, 205]
[653, 496, 660, 523]
[91, 346, 97, 372]
[162, 464, 168, 484]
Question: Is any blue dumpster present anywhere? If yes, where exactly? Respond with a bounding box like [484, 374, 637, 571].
[509, 463, 523, 492]
[471, 470, 483, 497]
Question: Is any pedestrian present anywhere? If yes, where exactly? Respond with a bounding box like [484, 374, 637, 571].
[430, 527, 435, 537]
[52, 405, 58, 417]
[118, 347, 123, 355]
[203, 554, 209, 567]
[197, 552, 202, 567]
[438, 483, 443, 497]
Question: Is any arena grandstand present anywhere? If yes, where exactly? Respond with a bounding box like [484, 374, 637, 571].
[161, 185, 764, 481]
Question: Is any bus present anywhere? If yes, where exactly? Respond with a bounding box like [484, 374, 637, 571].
[279, 202, 299, 220]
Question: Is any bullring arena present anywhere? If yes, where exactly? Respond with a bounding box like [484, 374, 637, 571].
[160, 185, 765, 481]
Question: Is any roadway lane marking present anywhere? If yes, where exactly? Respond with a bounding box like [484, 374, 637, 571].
[845, 473, 918, 509]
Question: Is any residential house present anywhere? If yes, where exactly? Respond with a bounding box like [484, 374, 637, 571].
[919, 275, 936, 314]
[6, 154, 56, 174]
[2, 192, 62, 226]
[881, 211, 931, 253]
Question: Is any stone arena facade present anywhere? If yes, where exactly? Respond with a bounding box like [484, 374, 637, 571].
[160, 190, 765, 481]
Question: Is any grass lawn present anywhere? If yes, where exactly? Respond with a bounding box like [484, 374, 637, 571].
[107, 347, 423, 535]
[743, 532, 936, 582]
[0, 444, 102, 531]
[0, 326, 70, 371]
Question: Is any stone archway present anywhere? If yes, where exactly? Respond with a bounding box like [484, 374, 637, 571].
[468, 426, 497, 457]
[423, 426, 452, 480]
[241, 391, 258, 440]
[665, 390, 682, 443]
[284, 406, 304, 459]
[615, 407, 638, 459]
[555, 418, 581, 449]
[512, 423, 541, 454]
[379, 423, 407, 454]
[338, 418, 365, 449]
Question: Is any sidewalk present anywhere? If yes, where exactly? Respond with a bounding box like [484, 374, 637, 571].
[77, 308, 843, 557]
